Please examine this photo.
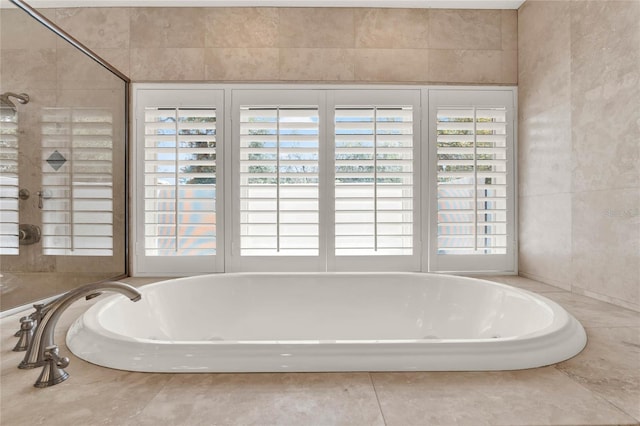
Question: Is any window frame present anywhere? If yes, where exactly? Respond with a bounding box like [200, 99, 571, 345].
[425, 89, 518, 273]
[132, 86, 225, 276]
[327, 89, 422, 272]
[132, 84, 518, 276]
[227, 89, 327, 272]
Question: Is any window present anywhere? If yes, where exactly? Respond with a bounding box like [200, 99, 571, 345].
[427, 90, 516, 272]
[328, 90, 421, 271]
[334, 107, 414, 256]
[132, 85, 517, 275]
[239, 106, 320, 257]
[143, 107, 217, 257]
[133, 88, 224, 275]
[0, 113, 19, 255]
[229, 90, 324, 271]
[41, 107, 114, 256]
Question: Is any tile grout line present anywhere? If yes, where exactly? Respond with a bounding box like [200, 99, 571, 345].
[553, 365, 640, 425]
[368, 372, 388, 426]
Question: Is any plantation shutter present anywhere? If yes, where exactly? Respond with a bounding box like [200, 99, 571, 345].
[329, 90, 421, 271]
[143, 107, 217, 256]
[334, 106, 414, 256]
[239, 106, 319, 256]
[0, 115, 19, 255]
[428, 90, 515, 272]
[41, 107, 114, 256]
[134, 88, 224, 275]
[229, 90, 324, 272]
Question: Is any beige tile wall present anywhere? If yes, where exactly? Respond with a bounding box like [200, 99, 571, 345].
[518, 0, 640, 311]
[52, 7, 517, 84]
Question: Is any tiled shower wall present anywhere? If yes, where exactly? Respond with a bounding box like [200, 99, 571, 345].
[46, 7, 517, 84]
[518, 0, 640, 311]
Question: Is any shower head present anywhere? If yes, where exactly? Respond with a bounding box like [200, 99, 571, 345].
[0, 92, 29, 122]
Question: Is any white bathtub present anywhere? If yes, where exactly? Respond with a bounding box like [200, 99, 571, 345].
[66, 273, 587, 372]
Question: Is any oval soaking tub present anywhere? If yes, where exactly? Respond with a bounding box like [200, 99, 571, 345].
[67, 273, 587, 372]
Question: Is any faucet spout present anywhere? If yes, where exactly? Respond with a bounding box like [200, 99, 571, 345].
[19, 281, 141, 370]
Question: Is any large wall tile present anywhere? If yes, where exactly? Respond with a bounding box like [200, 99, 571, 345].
[0, 9, 57, 50]
[130, 8, 206, 48]
[57, 48, 125, 90]
[279, 8, 355, 48]
[501, 48, 518, 84]
[0, 49, 57, 89]
[130, 48, 205, 80]
[38, 6, 515, 85]
[518, 193, 572, 290]
[571, 0, 639, 44]
[354, 8, 429, 49]
[518, 0, 640, 311]
[570, 0, 640, 194]
[56, 8, 130, 49]
[354, 49, 428, 82]
[429, 49, 502, 84]
[205, 48, 279, 81]
[92, 48, 131, 77]
[517, 1, 570, 55]
[501, 10, 518, 51]
[571, 73, 640, 192]
[279, 48, 354, 81]
[572, 189, 640, 310]
[570, 2, 639, 95]
[518, 103, 572, 197]
[205, 8, 279, 48]
[429, 9, 501, 50]
[517, 0, 570, 119]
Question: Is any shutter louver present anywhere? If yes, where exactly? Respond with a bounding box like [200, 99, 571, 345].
[436, 107, 507, 255]
[335, 106, 413, 256]
[144, 107, 217, 256]
[0, 116, 19, 255]
[239, 106, 319, 256]
[41, 108, 114, 256]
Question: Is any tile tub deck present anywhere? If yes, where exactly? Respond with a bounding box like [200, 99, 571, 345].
[1, 276, 638, 426]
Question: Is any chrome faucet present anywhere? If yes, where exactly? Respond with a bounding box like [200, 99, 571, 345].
[18, 281, 141, 387]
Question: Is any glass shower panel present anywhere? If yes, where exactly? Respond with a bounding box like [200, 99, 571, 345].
[0, 2, 128, 311]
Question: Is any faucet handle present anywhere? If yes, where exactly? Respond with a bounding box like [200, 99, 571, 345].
[35, 345, 70, 388]
[44, 345, 70, 369]
[13, 318, 34, 352]
[20, 317, 34, 329]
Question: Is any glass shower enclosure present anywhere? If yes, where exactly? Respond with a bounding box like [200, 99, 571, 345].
[0, 0, 129, 311]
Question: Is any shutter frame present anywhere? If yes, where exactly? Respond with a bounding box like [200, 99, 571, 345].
[427, 89, 516, 273]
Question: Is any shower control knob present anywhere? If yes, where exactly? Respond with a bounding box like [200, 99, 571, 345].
[18, 224, 41, 245]
[18, 189, 30, 200]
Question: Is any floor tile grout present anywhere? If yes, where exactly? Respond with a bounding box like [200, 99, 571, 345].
[368, 372, 388, 426]
[553, 365, 640, 424]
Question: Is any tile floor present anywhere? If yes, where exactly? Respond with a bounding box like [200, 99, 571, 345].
[1, 276, 638, 426]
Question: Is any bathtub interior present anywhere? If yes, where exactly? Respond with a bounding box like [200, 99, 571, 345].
[94, 274, 556, 342]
